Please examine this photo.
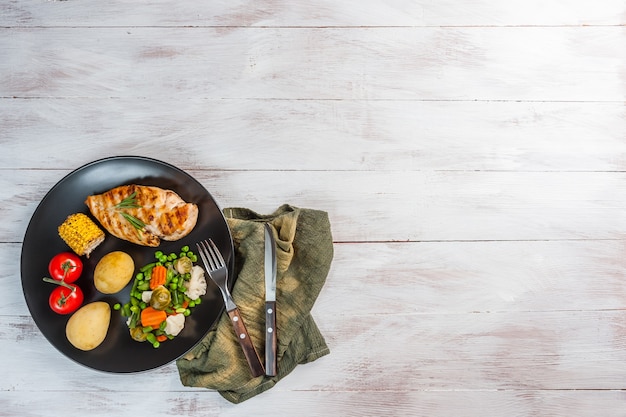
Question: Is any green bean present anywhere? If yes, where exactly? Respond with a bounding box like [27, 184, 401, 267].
[121, 303, 131, 317]
[129, 311, 139, 328]
[140, 262, 156, 272]
[130, 277, 139, 295]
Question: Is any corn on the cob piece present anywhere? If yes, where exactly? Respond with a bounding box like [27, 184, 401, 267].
[58, 213, 105, 257]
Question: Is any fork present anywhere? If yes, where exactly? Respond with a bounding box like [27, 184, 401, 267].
[196, 239, 265, 377]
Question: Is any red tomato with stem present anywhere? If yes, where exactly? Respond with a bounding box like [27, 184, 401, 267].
[48, 252, 83, 283]
[48, 284, 84, 315]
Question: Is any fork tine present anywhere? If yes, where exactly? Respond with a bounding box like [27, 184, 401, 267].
[207, 239, 226, 268]
[196, 240, 215, 271]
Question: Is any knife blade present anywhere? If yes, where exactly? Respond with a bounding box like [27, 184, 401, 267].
[264, 223, 278, 376]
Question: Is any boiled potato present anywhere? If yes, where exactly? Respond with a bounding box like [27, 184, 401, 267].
[94, 251, 134, 294]
[66, 301, 111, 351]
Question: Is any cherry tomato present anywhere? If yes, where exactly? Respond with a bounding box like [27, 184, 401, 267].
[48, 284, 84, 315]
[48, 252, 83, 283]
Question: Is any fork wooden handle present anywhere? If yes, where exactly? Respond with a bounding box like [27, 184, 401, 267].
[227, 308, 265, 377]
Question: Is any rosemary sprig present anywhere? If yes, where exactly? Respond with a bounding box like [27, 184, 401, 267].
[114, 191, 142, 209]
[114, 191, 146, 235]
[120, 211, 146, 230]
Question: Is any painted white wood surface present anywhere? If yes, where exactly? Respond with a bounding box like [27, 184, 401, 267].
[1, 1, 625, 416]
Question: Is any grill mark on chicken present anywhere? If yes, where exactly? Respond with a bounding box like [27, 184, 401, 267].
[85, 184, 198, 247]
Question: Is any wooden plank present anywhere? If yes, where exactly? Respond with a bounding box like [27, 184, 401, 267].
[3, 169, 626, 243]
[318, 240, 626, 315]
[1, 390, 626, 417]
[3, 310, 626, 392]
[2, 0, 624, 27]
[1, 99, 624, 172]
[1, 27, 624, 101]
[9, 239, 626, 316]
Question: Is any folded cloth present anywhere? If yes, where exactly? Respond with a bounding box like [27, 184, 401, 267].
[176, 204, 334, 403]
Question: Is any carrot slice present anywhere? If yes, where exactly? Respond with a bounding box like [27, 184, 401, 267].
[141, 306, 167, 328]
[149, 265, 167, 290]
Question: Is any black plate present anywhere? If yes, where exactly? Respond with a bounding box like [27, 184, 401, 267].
[20, 156, 234, 373]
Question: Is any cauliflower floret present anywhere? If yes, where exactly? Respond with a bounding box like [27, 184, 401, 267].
[141, 291, 153, 303]
[185, 265, 207, 300]
[164, 313, 185, 336]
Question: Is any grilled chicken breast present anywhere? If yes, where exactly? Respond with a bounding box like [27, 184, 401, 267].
[85, 184, 198, 247]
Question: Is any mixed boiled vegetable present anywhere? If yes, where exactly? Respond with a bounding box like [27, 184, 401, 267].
[116, 246, 207, 348]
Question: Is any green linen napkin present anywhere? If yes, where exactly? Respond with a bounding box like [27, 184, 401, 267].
[176, 204, 333, 403]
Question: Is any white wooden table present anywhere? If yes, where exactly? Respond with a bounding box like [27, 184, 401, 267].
[1, 1, 625, 415]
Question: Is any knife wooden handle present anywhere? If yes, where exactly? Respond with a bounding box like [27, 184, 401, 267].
[227, 308, 265, 377]
[265, 301, 277, 376]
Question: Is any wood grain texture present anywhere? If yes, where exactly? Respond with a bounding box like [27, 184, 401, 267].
[1, 0, 625, 415]
[1, 0, 625, 27]
[1, 27, 624, 101]
[1, 100, 625, 171]
[3, 169, 626, 243]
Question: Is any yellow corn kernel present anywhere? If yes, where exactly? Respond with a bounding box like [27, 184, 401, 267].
[58, 213, 105, 257]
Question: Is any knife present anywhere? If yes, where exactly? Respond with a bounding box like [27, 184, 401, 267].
[264, 223, 278, 376]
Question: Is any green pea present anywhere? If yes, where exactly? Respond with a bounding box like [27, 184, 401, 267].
[113, 303, 121, 310]
[181, 245, 189, 253]
[170, 283, 178, 290]
[194, 298, 201, 305]
[183, 309, 191, 316]
[154, 251, 163, 259]
[130, 305, 140, 313]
